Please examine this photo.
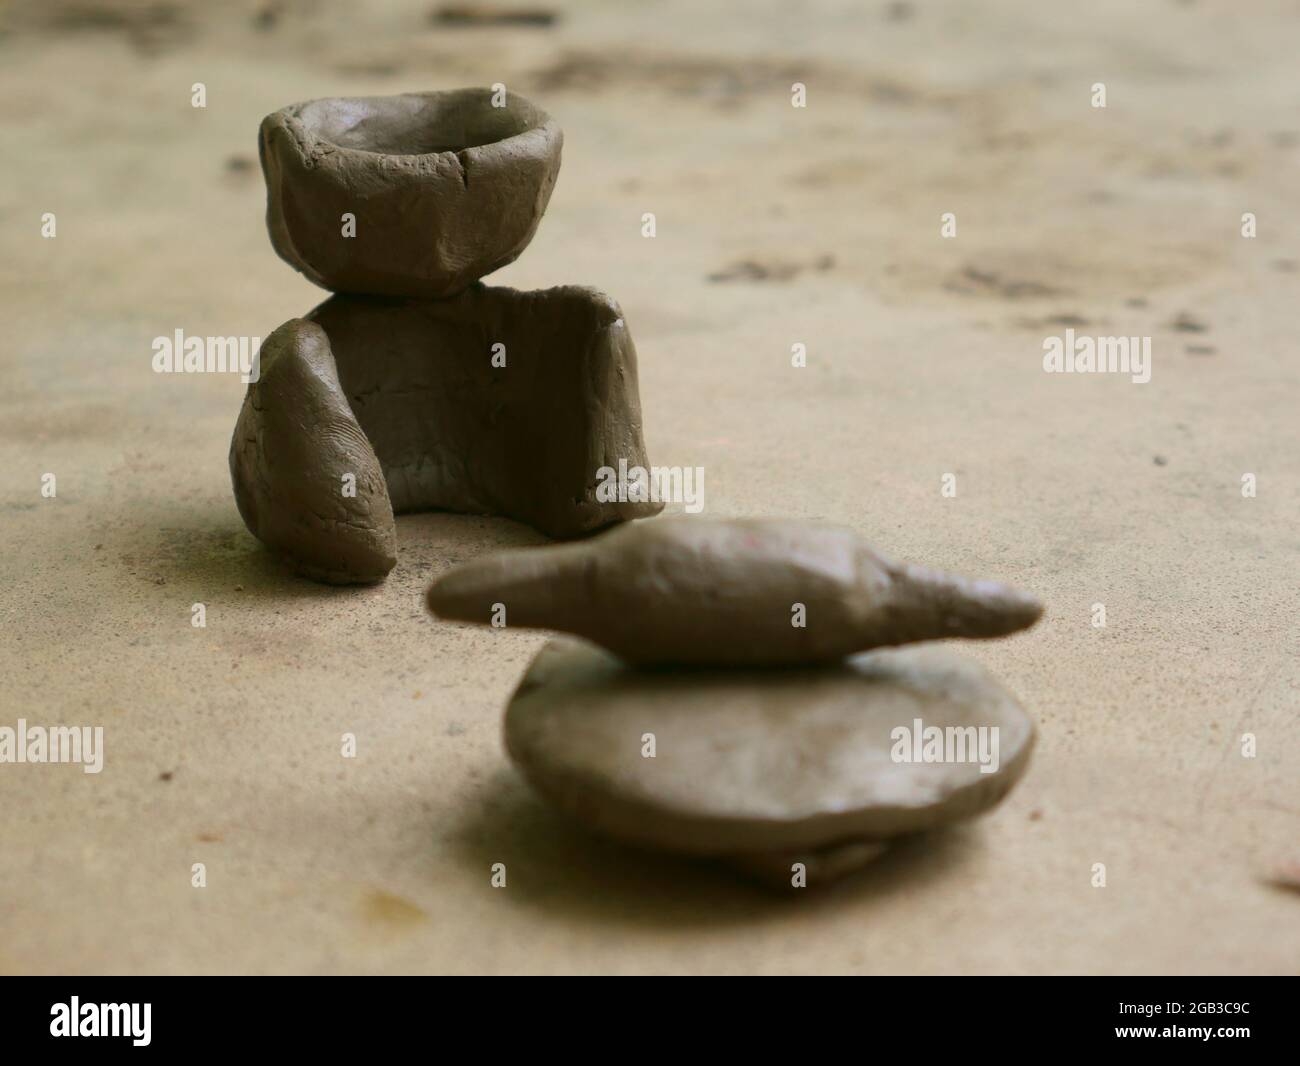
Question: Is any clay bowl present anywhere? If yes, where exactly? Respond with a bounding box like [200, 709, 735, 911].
[259, 89, 563, 297]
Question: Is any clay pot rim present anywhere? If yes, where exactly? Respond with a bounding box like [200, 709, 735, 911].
[280, 88, 557, 163]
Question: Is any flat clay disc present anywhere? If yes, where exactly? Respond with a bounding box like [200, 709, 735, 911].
[505, 640, 1035, 856]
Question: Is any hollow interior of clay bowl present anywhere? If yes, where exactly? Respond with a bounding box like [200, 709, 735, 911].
[296, 90, 545, 157]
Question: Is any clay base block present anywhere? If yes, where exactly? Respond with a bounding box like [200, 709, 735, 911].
[230, 285, 660, 583]
[505, 639, 1036, 856]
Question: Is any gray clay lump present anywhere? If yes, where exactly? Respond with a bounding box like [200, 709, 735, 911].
[305, 286, 658, 535]
[231, 287, 660, 583]
[230, 318, 395, 584]
[505, 640, 1036, 856]
[235, 86, 1046, 892]
[427, 517, 1043, 666]
[261, 89, 562, 297]
[432, 521, 1043, 883]
[233, 89, 659, 583]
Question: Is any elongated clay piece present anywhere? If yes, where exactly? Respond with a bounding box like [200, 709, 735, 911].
[505, 639, 1035, 855]
[230, 286, 660, 582]
[229, 318, 395, 584]
[261, 89, 562, 296]
[428, 518, 1043, 666]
